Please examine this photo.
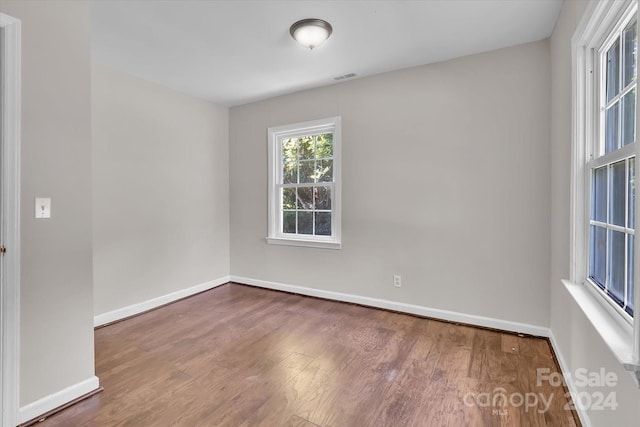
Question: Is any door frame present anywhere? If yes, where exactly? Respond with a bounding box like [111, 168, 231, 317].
[1, 12, 21, 427]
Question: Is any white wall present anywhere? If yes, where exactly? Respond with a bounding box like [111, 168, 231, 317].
[550, 0, 640, 425]
[229, 40, 551, 328]
[92, 64, 230, 316]
[0, 0, 95, 407]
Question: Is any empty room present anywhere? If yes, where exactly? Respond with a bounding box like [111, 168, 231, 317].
[1, 0, 640, 426]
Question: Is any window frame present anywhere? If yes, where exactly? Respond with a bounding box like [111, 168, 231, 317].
[586, 8, 638, 322]
[571, 0, 640, 383]
[267, 116, 342, 249]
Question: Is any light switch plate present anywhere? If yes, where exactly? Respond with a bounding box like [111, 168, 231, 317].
[35, 197, 51, 219]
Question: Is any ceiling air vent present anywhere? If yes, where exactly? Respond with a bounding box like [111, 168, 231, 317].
[334, 73, 357, 81]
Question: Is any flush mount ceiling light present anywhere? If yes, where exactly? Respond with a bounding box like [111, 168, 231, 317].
[290, 18, 333, 50]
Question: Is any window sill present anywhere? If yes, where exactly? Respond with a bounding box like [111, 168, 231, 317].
[266, 236, 341, 250]
[562, 280, 640, 386]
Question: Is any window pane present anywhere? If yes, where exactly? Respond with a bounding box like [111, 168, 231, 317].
[605, 103, 619, 154]
[610, 160, 626, 226]
[314, 186, 331, 210]
[607, 38, 620, 102]
[297, 187, 313, 209]
[282, 165, 297, 184]
[622, 88, 636, 146]
[283, 188, 296, 209]
[623, 20, 637, 87]
[282, 138, 297, 157]
[283, 211, 296, 234]
[590, 225, 607, 288]
[629, 158, 635, 229]
[282, 138, 298, 184]
[318, 159, 333, 182]
[592, 166, 608, 222]
[316, 133, 333, 159]
[298, 211, 313, 234]
[627, 234, 635, 316]
[608, 229, 626, 306]
[299, 136, 314, 160]
[315, 212, 331, 236]
[299, 160, 315, 183]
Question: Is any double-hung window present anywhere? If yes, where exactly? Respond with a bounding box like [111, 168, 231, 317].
[572, 0, 640, 382]
[267, 117, 341, 249]
[589, 11, 637, 319]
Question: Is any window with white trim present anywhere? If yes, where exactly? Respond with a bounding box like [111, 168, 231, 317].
[589, 10, 637, 319]
[572, 0, 640, 381]
[267, 117, 341, 249]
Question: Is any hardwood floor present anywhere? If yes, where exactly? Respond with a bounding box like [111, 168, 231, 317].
[35, 283, 579, 427]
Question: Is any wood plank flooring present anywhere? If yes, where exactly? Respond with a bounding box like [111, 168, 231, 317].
[35, 283, 580, 427]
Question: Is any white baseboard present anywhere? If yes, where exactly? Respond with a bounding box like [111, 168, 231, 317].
[94, 276, 231, 327]
[18, 376, 99, 424]
[548, 331, 591, 427]
[230, 275, 550, 337]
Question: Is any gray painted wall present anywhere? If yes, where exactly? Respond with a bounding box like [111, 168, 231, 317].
[550, 0, 640, 424]
[92, 64, 230, 316]
[0, 0, 95, 406]
[229, 40, 551, 328]
[5, 1, 639, 424]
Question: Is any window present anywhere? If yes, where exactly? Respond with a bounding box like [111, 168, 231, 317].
[267, 117, 341, 249]
[572, 0, 640, 382]
[589, 13, 637, 319]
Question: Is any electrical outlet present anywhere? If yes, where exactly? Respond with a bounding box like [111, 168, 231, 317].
[393, 274, 402, 288]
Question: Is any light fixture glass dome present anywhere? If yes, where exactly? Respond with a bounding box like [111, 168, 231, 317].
[290, 19, 333, 50]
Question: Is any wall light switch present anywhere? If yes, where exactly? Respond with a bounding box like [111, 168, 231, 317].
[35, 197, 51, 219]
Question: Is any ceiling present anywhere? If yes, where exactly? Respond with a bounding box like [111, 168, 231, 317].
[91, 0, 563, 107]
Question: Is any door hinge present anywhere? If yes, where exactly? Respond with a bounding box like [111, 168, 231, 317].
[0, 245, 6, 255]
